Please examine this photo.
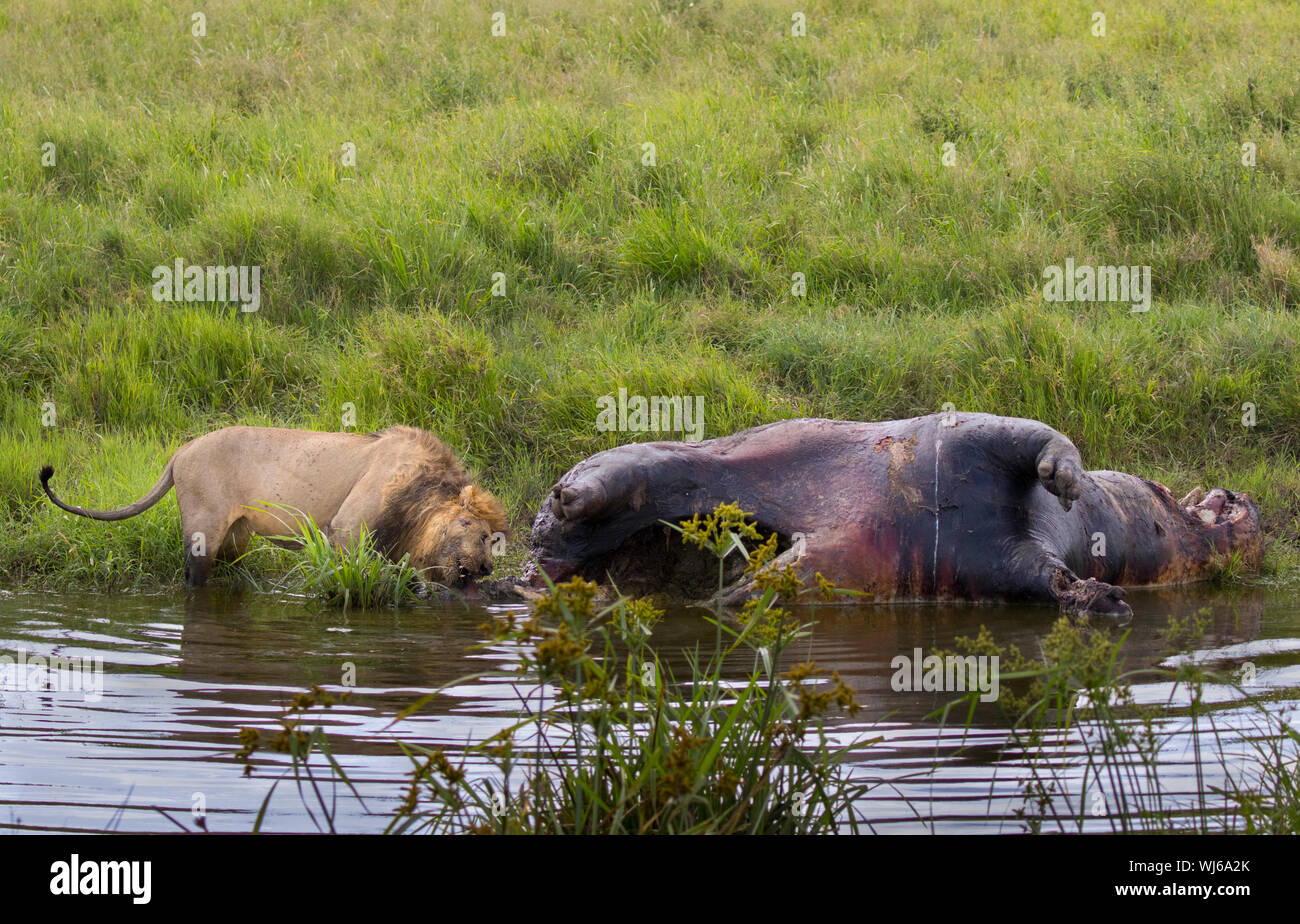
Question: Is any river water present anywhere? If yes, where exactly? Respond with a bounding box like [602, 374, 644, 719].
[1, 585, 1297, 833]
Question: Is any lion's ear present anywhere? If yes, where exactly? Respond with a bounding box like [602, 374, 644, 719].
[459, 484, 509, 533]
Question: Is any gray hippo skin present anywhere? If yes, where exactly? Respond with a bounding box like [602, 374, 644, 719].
[527, 413, 1265, 618]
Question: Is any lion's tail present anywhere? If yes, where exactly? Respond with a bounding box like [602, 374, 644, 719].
[39, 457, 176, 522]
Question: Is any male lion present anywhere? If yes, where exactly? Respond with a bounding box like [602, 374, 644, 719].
[39, 426, 509, 589]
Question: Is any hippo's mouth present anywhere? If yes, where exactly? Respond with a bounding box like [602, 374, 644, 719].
[1179, 487, 1256, 529]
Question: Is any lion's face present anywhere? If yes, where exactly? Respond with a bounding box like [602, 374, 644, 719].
[427, 516, 496, 584]
[412, 485, 509, 586]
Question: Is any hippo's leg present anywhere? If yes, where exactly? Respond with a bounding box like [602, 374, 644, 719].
[1034, 434, 1085, 512]
[547, 442, 698, 524]
[1006, 540, 1131, 618]
[535, 443, 740, 574]
[551, 472, 613, 523]
[1049, 571, 1131, 619]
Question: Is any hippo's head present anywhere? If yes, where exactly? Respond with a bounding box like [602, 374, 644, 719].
[1178, 487, 1265, 570]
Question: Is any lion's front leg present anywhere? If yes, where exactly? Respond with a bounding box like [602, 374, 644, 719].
[328, 467, 399, 553]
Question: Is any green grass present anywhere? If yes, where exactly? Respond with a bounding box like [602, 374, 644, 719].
[266, 506, 422, 610]
[2, 0, 1299, 588]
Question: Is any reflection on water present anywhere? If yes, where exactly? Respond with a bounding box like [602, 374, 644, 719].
[0, 585, 1297, 833]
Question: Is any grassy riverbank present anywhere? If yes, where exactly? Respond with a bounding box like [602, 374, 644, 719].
[2, 0, 1298, 588]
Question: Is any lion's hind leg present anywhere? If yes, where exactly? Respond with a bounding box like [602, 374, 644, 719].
[183, 535, 220, 588]
[217, 516, 256, 563]
[179, 511, 237, 588]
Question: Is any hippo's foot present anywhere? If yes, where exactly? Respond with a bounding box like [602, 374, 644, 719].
[1036, 440, 1084, 512]
[1050, 571, 1133, 619]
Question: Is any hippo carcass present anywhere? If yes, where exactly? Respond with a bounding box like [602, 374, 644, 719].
[526, 414, 1264, 617]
